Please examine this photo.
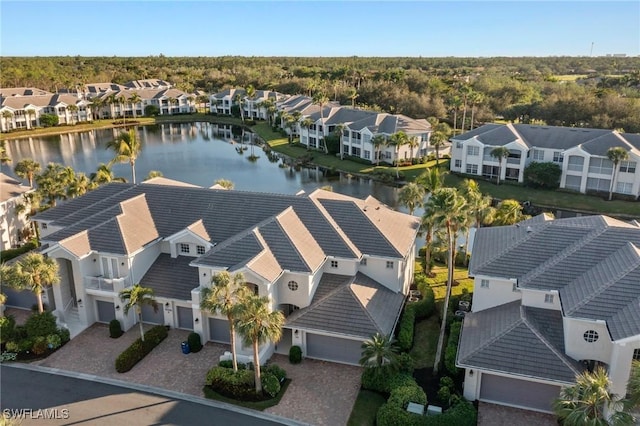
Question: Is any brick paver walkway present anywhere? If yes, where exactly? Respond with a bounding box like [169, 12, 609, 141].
[478, 402, 557, 426]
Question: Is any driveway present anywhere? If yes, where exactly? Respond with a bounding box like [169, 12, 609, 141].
[477, 402, 557, 426]
[29, 324, 362, 425]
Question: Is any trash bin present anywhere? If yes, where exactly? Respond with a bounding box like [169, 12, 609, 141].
[181, 341, 190, 354]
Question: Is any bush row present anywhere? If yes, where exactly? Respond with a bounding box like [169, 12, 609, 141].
[115, 325, 168, 373]
[206, 363, 286, 400]
[2, 312, 70, 360]
[397, 284, 436, 351]
[444, 320, 462, 376]
[0, 240, 37, 262]
[376, 399, 477, 426]
[361, 353, 415, 394]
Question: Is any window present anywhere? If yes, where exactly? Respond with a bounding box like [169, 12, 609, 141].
[564, 175, 582, 191]
[544, 294, 554, 304]
[567, 156, 584, 172]
[454, 159, 462, 168]
[616, 181, 633, 194]
[620, 161, 636, 173]
[360, 258, 367, 266]
[180, 243, 190, 253]
[588, 158, 613, 175]
[197, 245, 206, 255]
[480, 279, 489, 288]
[41, 223, 48, 229]
[385, 152, 392, 159]
[512, 283, 520, 292]
[456, 142, 463, 149]
[532, 149, 544, 161]
[287, 281, 298, 291]
[586, 177, 611, 192]
[363, 134, 371, 144]
[351, 147, 361, 156]
[633, 348, 640, 361]
[467, 146, 479, 156]
[583, 330, 599, 343]
[386, 261, 394, 269]
[553, 151, 564, 163]
[364, 150, 370, 160]
[330, 260, 338, 268]
[466, 164, 478, 174]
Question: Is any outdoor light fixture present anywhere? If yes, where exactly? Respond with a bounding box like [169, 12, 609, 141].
[194, 318, 199, 323]
[294, 330, 299, 337]
[93, 258, 97, 262]
[115, 305, 120, 311]
[165, 302, 170, 307]
[77, 299, 82, 304]
[203, 273, 207, 276]
[469, 370, 474, 377]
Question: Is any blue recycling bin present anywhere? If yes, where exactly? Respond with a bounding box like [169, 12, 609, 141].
[181, 341, 190, 354]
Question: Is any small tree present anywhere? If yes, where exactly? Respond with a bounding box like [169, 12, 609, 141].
[606, 147, 630, 201]
[359, 333, 399, 372]
[144, 105, 160, 117]
[119, 284, 158, 342]
[39, 114, 59, 128]
[2, 253, 60, 314]
[14, 159, 41, 187]
[490, 146, 510, 185]
[524, 161, 562, 189]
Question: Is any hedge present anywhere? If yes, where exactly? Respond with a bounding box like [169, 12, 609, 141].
[444, 320, 462, 376]
[397, 287, 436, 351]
[115, 325, 168, 373]
[376, 399, 477, 426]
[0, 240, 37, 262]
[206, 365, 284, 401]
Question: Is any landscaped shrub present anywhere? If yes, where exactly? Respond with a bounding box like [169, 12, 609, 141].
[0, 240, 37, 262]
[206, 366, 259, 400]
[261, 373, 281, 398]
[109, 319, 123, 338]
[59, 327, 70, 344]
[377, 397, 477, 426]
[0, 315, 16, 343]
[187, 332, 203, 353]
[25, 312, 57, 338]
[376, 401, 424, 426]
[387, 384, 427, 409]
[46, 333, 61, 349]
[289, 345, 302, 364]
[362, 369, 415, 394]
[31, 336, 47, 355]
[444, 321, 462, 376]
[397, 305, 416, 351]
[413, 289, 436, 320]
[115, 325, 168, 373]
[263, 364, 286, 383]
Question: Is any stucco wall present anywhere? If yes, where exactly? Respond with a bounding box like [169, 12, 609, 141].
[471, 276, 522, 312]
[563, 317, 612, 364]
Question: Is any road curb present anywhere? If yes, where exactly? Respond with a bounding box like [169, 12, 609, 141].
[3, 363, 309, 426]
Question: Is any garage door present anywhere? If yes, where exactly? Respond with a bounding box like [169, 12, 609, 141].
[480, 374, 561, 412]
[209, 318, 230, 343]
[306, 333, 362, 365]
[141, 304, 165, 325]
[177, 306, 193, 330]
[96, 300, 115, 323]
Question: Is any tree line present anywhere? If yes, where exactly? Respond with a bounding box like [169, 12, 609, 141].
[2, 56, 639, 132]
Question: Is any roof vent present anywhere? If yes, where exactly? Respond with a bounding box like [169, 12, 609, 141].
[526, 226, 533, 233]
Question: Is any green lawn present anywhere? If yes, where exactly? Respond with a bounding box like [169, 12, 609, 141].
[426, 264, 474, 301]
[410, 314, 440, 369]
[201, 378, 291, 411]
[347, 389, 387, 426]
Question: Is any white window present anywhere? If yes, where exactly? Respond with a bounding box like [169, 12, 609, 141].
[480, 279, 489, 288]
[467, 146, 479, 156]
[553, 151, 563, 163]
[583, 330, 599, 343]
[512, 283, 520, 292]
[532, 149, 544, 161]
[466, 164, 478, 174]
[620, 161, 636, 173]
[544, 294, 554, 304]
[197, 245, 205, 255]
[567, 156, 584, 172]
[287, 281, 298, 291]
[41, 223, 48, 229]
[616, 181, 633, 194]
[456, 142, 463, 149]
[385, 152, 392, 160]
[454, 159, 462, 168]
[565, 175, 582, 191]
[180, 243, 190, 253]
[586, 177, 611, 192]
[330, 260, 338, 268]
[364, 151, 370, 160]
[588, 158, 613, 175]
[386, 261, 394, 269]
[360, 258, 367, 266]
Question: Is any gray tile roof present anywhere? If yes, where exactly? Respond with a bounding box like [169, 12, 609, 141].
[286, 272, 405, 339]
[457, 301, 583, 383]
[470, 215, 640, 341]
[139, 254, 200, 300]
[195, 231, 263, 269]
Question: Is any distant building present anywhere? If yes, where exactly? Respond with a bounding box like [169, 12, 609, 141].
[0, 173, 34, 250]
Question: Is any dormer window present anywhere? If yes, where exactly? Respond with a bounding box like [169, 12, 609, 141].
[180, 243, 190, 254]
[197, 245, 205, 255]
[544, 294, 554, 304]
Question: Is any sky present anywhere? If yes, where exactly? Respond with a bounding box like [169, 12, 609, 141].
[1, 1, 638, 57]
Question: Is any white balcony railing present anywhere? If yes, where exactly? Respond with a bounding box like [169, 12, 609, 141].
[84, 276, 130, 292]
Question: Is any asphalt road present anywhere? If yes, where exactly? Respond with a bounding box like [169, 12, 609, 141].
[1, 365, 292, 426]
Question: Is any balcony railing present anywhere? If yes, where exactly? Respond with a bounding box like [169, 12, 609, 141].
[507, 157, 521, 164]
[84, 276, 130, 292]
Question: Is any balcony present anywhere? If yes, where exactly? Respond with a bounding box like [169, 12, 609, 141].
[506, 157, 521, 165]
[84, 276, 130, 293]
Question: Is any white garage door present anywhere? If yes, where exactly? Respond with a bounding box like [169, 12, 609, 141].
[306, 333, 362, 365]
[141, 304, 165, 325]
[208, 318, 230, 343]
[480, 374, 561, 412]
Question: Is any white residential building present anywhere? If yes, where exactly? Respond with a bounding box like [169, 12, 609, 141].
[0, 92, 93, 132]
[0, 173, 34, 250]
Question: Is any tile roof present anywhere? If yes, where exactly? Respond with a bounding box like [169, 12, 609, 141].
[0, 173, 33, 203]
[0, 87, 52, 97]
[139, 254, 200, 300]
[457, 301, 583, 383]
[286, 272, 405, 339]
[470, 215, 640, 341]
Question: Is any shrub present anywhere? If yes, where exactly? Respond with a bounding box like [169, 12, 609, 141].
[5, 341, 19, 353]
[362, 369, 415, 394]
[31, 336, 47, 355]
[25, 312, 57, 338]
[289, 345, 302, 364]
[263, 364, 286, 383]
[377, 395, 477, 426]
[187, 332, 203, 353]
[261, 373, 281, 398]
[444, 321, 462, 376]
[206, 366, 258, 400]
[39, 113, 59, 127]
[388, 384, 427, 409]
[376, 402, 423, 426]
[524, 161, 561, 189]
[115, 325, 168, 373]
[58, 327, 70, 344]
[397, 352, 415, 374]
[413, 289, 436, 320]
[218, 360, 247, 370]
[109, 319, 123, 338]
[46, 333, 61, 349]
[397, 304, 416, 351]
[1, 352, 17, 362]
[31, 303, 49, 313]
[0, 315, 16, 343]
[0, 240, 37, 262]
[145, 105, 160, 117]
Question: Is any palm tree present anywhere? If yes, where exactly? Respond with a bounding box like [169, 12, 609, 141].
[459, 85, 471, 133]
[461, 179, 495, 230]
[407, 136, 419, 161]
[35, 163, 68, 207]
[3, 253, 60, 314]
[119, 284, 158, 342]
[447, 95, 462, 136]
[389, 131, 409, 179]
[359, 333, 399, 371]
[129, 93, 142, 119]
[429, 131, 448, 166]
[201, 271, 251, 371]
[312, 92, 330, 153]
[300, 117, 314, 150]
[235, 294, 285, 394]
[371, 134, 387, 166]
[469, 91, 485, 130]
[144, 170, 164, 181]
[14, 159, 41, 187]
[553, 366, 634, 426]
[494, 199, 528, 225]
[24, 109, 36, 130]
[425, 188, 467, 374]
[398, 182, 425, 215]
[214, 178, 234, 189]
[490, 146, 511, 185]
[606, 147, 630, 201]
[90, 96, 104, 121]
[107, 93, 119, 119]
[106, 129, 142, 184]
[348, 87, 359, 108]
[234, 93, 245, 122]
[2, 110, 14, 132]
[0, 141, 10, 164]
[67, 104, 78, 125]
[334, 123, 347, 160]
[90, 163, 127, 184]
[67, 173, 95, 198]
[628, 360, 640, 410]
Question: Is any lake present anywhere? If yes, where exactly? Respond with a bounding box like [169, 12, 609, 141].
[2, 122, 403, 210]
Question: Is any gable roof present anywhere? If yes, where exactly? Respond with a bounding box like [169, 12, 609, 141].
[470, 215, 640, 341]
[140, 254, 199, 300]
[286, 272, 405, 339]
[457, 301, 583, 383]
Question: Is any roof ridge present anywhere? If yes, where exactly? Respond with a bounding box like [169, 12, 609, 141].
[273, 210, 313, 272]
[520, 224, 609, 286]
[565, 242, 640, 315]
[521, 307, 582, 376]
